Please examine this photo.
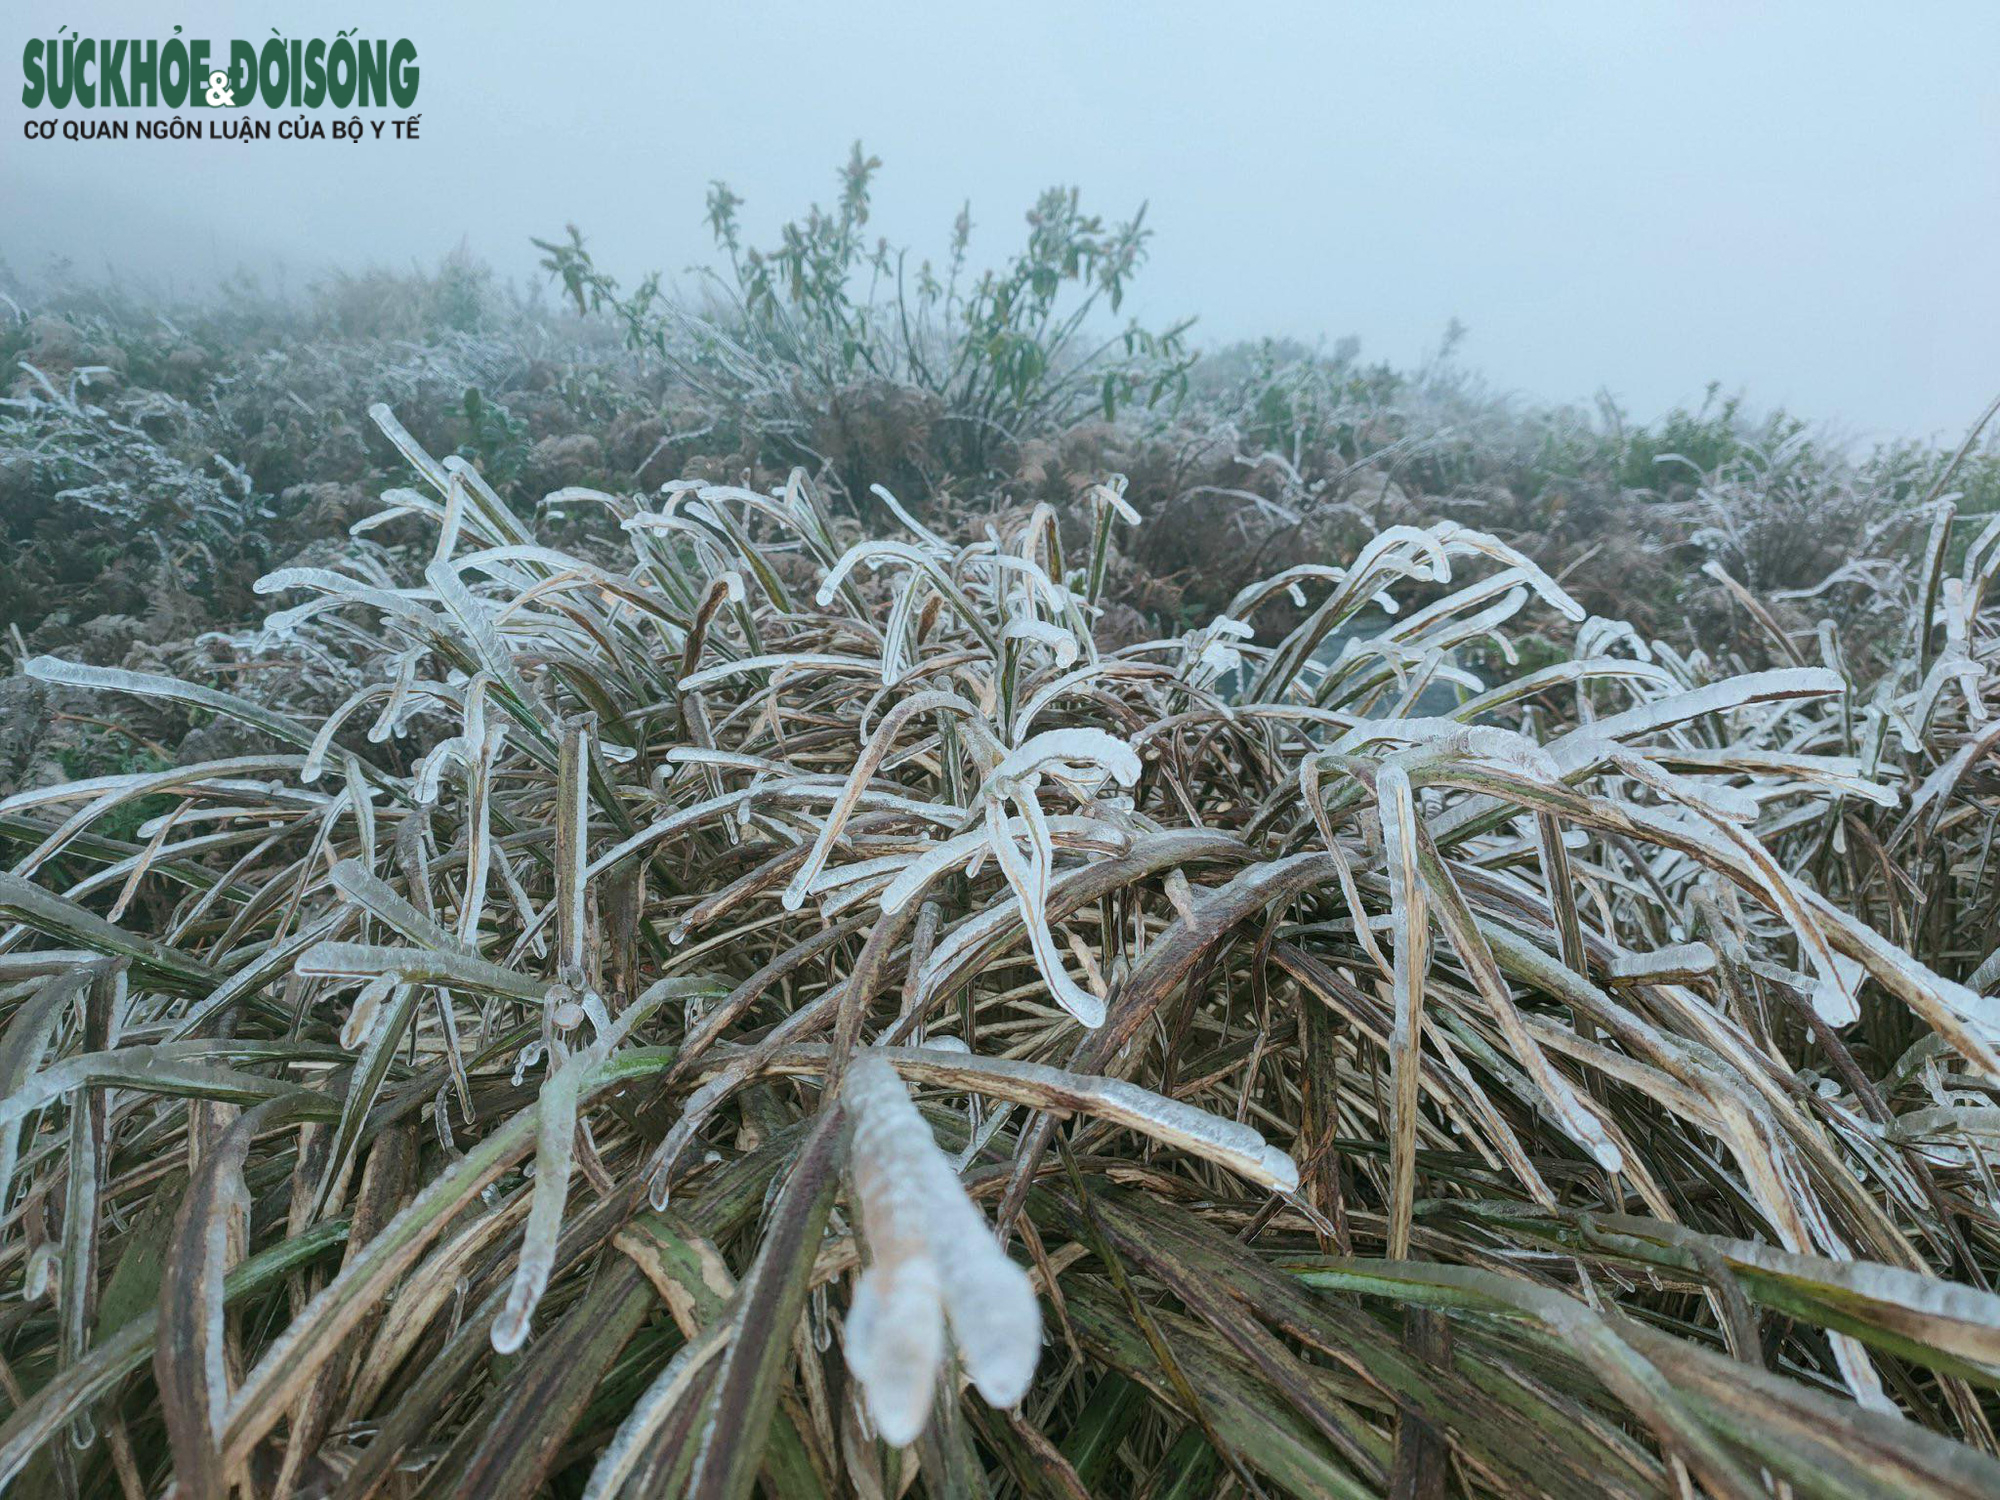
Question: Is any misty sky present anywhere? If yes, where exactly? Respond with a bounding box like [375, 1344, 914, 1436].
[5, 1, 1998, 441]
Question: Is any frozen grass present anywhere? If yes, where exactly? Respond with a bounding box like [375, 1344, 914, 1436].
[1, 397, 1999, 1498]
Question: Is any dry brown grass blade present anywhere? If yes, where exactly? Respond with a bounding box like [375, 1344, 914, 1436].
[686, 1109, 844, 1500]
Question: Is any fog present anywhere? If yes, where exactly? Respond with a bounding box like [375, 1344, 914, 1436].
[5, 0, 1997, 439]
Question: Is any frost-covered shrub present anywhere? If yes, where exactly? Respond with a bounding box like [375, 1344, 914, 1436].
[537, 144, 1195, 483]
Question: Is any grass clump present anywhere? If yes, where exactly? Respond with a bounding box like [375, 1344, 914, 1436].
[1, 394, 1999, 1500]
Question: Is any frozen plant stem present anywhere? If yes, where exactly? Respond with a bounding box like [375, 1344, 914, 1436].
[841, 1053, 1041, 1444]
